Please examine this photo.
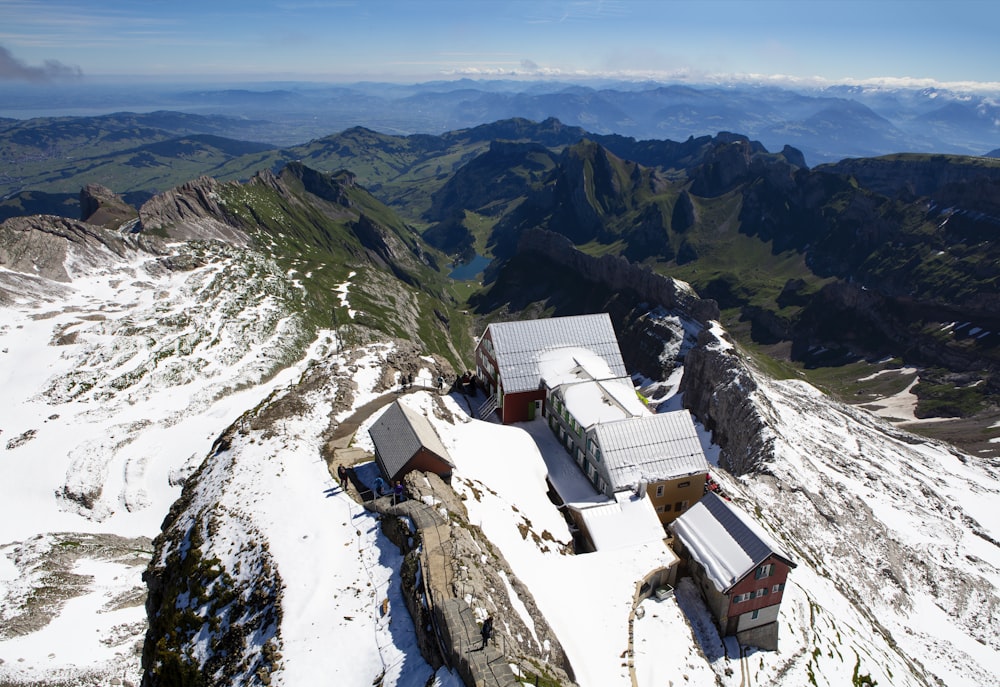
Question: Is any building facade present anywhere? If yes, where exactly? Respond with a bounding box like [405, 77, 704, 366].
[670, 492, 796, 650]
[474, 313, 626, 424]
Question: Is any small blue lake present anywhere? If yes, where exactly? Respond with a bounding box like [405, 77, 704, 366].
[448, 254, 491, 280]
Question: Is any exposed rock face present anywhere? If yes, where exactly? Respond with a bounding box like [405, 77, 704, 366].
[617, 307, 693, 381]
[138, 176, 250, 245]
[819, 154, 1000, 199]
[518, 227, 720, 325]
[555, 141, 630, 240]
[374, 468, 575, 686]
[670, 189, 696, 232]
[0, 214, 155, 282]
[141, 430, 283, 687]
[680, 325, 777, 475]
[688, 138, 754, 196]
[80, 183, 138, 230]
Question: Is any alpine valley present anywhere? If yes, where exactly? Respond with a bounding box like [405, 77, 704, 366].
[1, 86, 999, 687]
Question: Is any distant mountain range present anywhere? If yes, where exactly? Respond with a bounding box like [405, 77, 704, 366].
[2, 79, 998, 164]
[4, 100, 1000, 456]
[6, 111, 1000, 452]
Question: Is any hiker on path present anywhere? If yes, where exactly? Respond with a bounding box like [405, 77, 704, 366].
[480, 616, 493, 649]
[337, 465, 349, 490]
[393, 480, 404, 504]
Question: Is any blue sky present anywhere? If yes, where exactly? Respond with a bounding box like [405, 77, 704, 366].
[1, 0, 998, 88]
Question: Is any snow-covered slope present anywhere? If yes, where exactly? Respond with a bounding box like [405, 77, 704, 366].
[2, 217, 998, 686]
[0, 232, 318, 684]
[732, 373, 1000, 687]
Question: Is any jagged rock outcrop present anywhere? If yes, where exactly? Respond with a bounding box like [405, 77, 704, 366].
[141, 428, 283, 687]
[373, 468, 575, 686]
[819, 153, 1000, 199]
[680, 325, 777, 475]
[617, 307, 692, 381]
[688, 138, 755, 196]
[138, 176, 250, 245]
[80, 183, 138, 229]
[518, 227, 720, 325]
[0, 214, 156, 282]
[670, 189, 696, 232]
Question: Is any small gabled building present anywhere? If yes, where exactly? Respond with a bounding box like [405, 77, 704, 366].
[368, 400, 453, 484]
[670, 492, 796, 650]
[474, 313, 627, 424]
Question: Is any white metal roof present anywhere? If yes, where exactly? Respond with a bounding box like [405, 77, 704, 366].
[670, 492, 795, 593]
[562, 376, 649, 429]
[574, 492, 678, 554]
[537, 346, 617, 389]
[594, 409, 710, 490]
[487, 314, 627, 394]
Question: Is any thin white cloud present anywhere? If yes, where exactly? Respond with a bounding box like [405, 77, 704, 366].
[441, 61, 1000, 94]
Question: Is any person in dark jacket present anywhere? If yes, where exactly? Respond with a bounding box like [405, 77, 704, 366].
[480, 616, 493, 648]
[337, 465, 349, 490]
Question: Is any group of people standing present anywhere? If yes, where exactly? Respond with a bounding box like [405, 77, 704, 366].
[338, 466, 403, 503]
[371, 475, 405, 503]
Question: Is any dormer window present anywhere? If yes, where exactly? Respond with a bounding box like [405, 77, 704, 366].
[755, 563, 774, 579]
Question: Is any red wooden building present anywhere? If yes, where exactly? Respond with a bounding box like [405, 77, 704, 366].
[474, 313, 627, 424]
[368, 400, 454, 484]
[670, 492, 796, 650]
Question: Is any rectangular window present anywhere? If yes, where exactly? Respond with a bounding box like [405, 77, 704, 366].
[733, 592, 750, 603]
[755, 563, 774, 580]
[751, 609, 760, 620]
[655, 485, 665, 498]
[663, 503, 671, 512]
[678, 481, 690, 489]
[674, 500, 689, 513]
[754, 588, 767, 598]
[771, 583, 785, 594]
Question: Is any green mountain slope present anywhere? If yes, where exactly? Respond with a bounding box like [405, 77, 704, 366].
[133, 161, 475, 367]
[5, 112, 999, 436]
[437, 132, 1000, 432]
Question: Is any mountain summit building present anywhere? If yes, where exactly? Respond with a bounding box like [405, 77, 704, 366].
[474, 312, 794, 648]
[475, 313, 627, 424]
[475, 313, 708, 524]
[670, 492, 797, 650]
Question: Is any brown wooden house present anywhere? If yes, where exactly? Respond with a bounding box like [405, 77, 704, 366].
[368, 400, 453, 484]
[670, 492, 796, 650]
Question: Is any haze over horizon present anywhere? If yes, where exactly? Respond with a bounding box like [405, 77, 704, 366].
[1, 0, 998, 91]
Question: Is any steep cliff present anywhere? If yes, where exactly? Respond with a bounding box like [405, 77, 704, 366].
[680, 324, 778, 475]
[138, 176, 251, 245]
[0, 214, 160, 285]
[516, 227, 720, 326]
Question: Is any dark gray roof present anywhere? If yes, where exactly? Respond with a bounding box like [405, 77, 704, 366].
[368, 401, 452, 479]
[670, 492, 795, 592]
[487, 314, 627, 394]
